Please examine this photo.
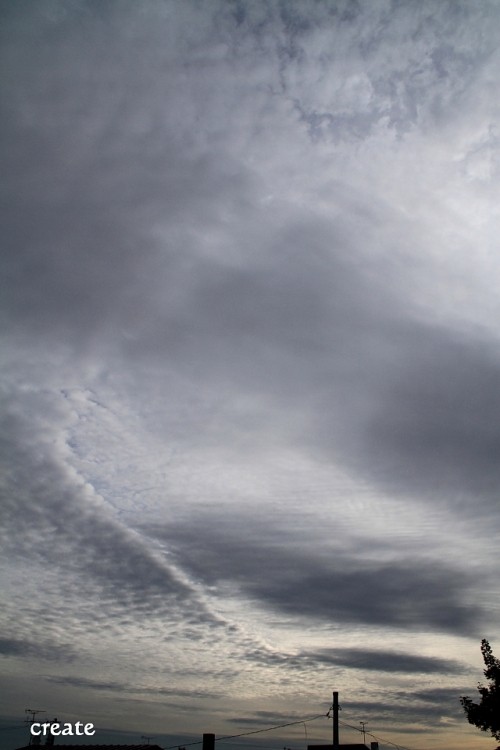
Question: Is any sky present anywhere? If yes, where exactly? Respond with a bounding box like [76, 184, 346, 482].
[1, 1, 500, 749]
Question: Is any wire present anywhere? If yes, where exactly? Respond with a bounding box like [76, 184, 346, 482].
[216, 742, 305, 749]
[162, 739, 202, 749]
[334, 715, 414, 750]
[162, 713, 327, 750]
[158, 705, 416, 750]
[216, 713, 327, 741]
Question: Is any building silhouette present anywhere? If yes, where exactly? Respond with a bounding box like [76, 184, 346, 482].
[15, 745, 164, 750]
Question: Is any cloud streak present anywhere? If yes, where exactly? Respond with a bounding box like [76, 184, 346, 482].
[304, 648, 463, 674]
[151, 519, 479, 635]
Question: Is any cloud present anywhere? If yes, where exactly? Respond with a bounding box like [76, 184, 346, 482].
[1, 1, 500, 744]
[148, 519, 480, 635]
[226, 709, 316, 727]
[345, 687, 468, 727]
[335, 324, 500, 505]
[415, 686, 471, 703]
[304, 648, 463, 674]
[0, 385, 215, 628]
[46, 676, 125, 692]
[0, 638, 76, 663]
[46, 675, 222, 700]
[2, 0, 500, 527]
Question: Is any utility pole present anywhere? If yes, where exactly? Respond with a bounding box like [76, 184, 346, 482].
[332, 692, 339, 750]
[360, 721, 367, 745]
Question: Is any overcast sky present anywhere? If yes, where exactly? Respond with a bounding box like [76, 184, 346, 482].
[1, 1, 500, 749]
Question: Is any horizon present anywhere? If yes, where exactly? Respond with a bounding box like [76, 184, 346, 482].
[0, 701, 491, 750]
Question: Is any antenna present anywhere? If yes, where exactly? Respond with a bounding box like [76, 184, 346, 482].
[25, 710, 46, 747]
[25, 710, 46, 722]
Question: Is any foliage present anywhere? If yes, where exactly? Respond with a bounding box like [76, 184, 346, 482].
[461, 639, 500, 747]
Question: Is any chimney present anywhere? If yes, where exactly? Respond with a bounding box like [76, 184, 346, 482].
[202, 733, 215, 750]
[370, 743, 379, 750]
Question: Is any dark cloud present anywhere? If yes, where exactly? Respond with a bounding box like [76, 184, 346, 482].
[333, 323, 500, 506]
[46, 675, 222, 700]
[257, 561, 473, 633]
[414, 686, 471, 704]
[47, 676, 124, 692]
[304, 648, 463, 674]
[149, 521, 480, 635]
[412, 686, 469, 720]
[0, 638, 76, 663]
[345, 689, 468, 725]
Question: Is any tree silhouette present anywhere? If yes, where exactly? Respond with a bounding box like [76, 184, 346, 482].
[460, 639, 500, 748]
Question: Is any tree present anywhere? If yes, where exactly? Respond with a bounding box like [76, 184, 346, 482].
[461, 639, 500, 748]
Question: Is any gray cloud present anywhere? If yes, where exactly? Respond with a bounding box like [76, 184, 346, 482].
[334, 324, 500, 505]
[414, 686, 470, 704]
[46, 676, 125, 692]
[304, 648, 463, 674]
[226, 709, 315, 727]
[149, 520, 480, 635]
[0, 638, 76, 663]
[0, 389, 214, 627]
[2, 0, 500, 524]
[46, 675, 222, 700]
[345, 688, 468, 726]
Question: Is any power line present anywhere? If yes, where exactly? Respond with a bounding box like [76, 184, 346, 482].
[336, 715, 414, 750]
[216, 713, 327, 741]
[163, 739, 202, 749]
[158, 701, 416, 750]
[163, 713, 328, 750]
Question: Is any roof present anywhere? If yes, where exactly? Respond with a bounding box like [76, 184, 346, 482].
[15, 746, 164, 750]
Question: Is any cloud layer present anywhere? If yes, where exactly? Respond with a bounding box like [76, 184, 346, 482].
[1, 2, 500, 748]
